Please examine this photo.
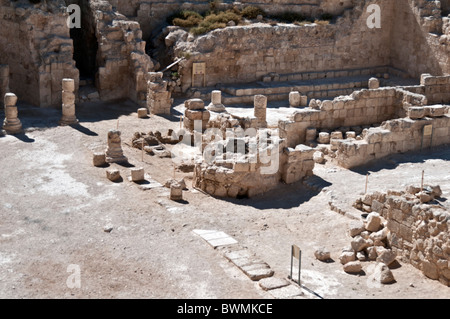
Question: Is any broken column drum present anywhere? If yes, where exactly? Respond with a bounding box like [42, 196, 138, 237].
[207, 90, 226, 112]
[105, 129, 128, 163]
[59, 78, 79, 126]
[254, 95, 267, 127]
[3, 93, 22, 134]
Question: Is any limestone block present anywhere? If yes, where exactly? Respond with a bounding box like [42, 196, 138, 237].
[170, 183, 183, 201]
[369, 78, 380, 89]
[317, 132, 330, 144]
[313, 151, 325, 164]
[346, 131, 356, 139]
[186, 98, 205, 110]
[424, 105, 446, 117]
[93, 152, 106, 167]
[351, 235, 371, 252]
[314, 247, 331, 261]
[289, 91, 301, 108]
[370, 263, 395, 284]
[408, 107, 426, 119]
[321, 100, 333, 111]
[339, 247, 356, 265]
[137, 108, 148, 118]
[365, 212, 382, 232]
[305, 128, 317, 142]
[131, 167, 145, 182]
[376, 247, 397, 266]
[254, 95, 267, 121]
[330, 131, 343, 140]
[106, 168, 121, 182]
[62, 78, 75, 92]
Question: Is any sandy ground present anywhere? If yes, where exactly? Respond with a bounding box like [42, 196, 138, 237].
[0, 99, 449, 299]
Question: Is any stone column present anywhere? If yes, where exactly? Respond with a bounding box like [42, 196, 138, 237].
[184, 98, 210, 132]
[3, 93, 22, 135]
[59, 78, 79, 126]
[207, 90, 226, 112]
[105, 129, 128, 163]
[147, 72, 173, 115]
[254, 95, 267, 127]
[0, 65, 9, 109]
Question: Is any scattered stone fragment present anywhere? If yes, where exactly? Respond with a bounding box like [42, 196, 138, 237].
[348, 221, 365, 237]
[351, 235, 371, 252]
[106, 168, 121, 182]
[170, 183, 183, 201]
[371, 262, 395, 284]
[339, 247, 356, 265]
[365, 212, 382, 232]
[165, 178, 186, 190]
[343, 261, 362, 274]
[93, 152, 106, 167]
[375, 247, 397, 266]
[137, 108, 148, 118]
[131, 167, 145, 182]
[314, 247, 331, 262]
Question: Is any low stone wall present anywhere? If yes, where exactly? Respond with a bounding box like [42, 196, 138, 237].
[335, 107, 450, 168]
[355, 186, 450, 286]
[279, 87, 407, 148]
[192, 127, 314, 198]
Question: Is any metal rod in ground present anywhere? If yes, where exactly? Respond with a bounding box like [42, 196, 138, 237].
[421, 170, 425, 190]
[365, 173, 369, 194]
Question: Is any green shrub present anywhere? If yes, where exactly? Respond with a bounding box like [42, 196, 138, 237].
[167, 10, 203, 25]
[314, 19, 330, 26]
[173, 14, 202, 28]
[241, 6, 265, 19]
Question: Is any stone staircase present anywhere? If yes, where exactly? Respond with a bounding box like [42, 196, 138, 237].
[191, 66, 414, 105]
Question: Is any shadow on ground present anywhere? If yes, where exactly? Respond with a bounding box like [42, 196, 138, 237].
[220, 180, 322, 210]
[349, 145, 450, 176]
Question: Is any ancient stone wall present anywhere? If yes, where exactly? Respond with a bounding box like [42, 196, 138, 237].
[279, 74, 450, 151]
[87, 0, 154, 106]
[279, 87, 405, 148]
[0, 64, 9, 108]
[357, 187, 450, 286]
[172, 0, 394, 90]
[390, 0, 450, 78]
[335, 110, 450, 168]
[0, 0, 79, 108]
[192, 124, 314, 198]
[107, 0, 355, 39]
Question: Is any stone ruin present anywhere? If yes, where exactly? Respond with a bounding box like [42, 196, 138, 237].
[351, 185, 449, 286]
[0, 0, 449, 292]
